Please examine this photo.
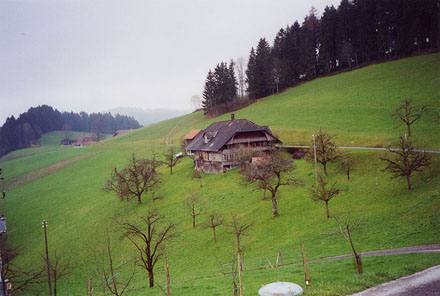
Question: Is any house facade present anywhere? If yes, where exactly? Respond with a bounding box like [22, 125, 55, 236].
[185, 115, 281, 173]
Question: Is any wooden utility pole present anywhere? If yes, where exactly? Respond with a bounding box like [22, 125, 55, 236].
[42, 220, 52, 296]
[313, 134, 318, 187]
[301, 243, 311, 291]
[88, 278, 92, 296]
[275, 250, 284, 267]
[164, 248, 171, 296]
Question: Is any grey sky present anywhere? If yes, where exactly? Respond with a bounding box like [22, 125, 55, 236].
[0, 0, 337, 124]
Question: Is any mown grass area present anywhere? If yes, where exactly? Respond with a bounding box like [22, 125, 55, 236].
[35, 130, 112, 147]
[0, 131, 114, 180]
[4, 54, 440, 295]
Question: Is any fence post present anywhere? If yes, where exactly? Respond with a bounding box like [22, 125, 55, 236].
[301, 244, 311, 291]
[88, 278, 92, 296]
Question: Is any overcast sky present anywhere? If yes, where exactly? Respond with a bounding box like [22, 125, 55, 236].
[0, 0, 338, 124]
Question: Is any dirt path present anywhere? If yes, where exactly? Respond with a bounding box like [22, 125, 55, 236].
[349, 264, 440, 296]
[307, 244, 440, 263]
[186, 244, 440, 283]
[165, 116, 190, 146]
[281, 145, 440, 154]
[5, 152, 97, 190]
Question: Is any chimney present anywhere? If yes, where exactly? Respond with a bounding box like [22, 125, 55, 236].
[231, 113, 235, 121]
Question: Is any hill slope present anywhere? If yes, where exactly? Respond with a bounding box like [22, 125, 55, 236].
[4, 54, 440, 295]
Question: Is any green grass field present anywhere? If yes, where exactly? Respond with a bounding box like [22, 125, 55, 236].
[3, 54, 440, 295]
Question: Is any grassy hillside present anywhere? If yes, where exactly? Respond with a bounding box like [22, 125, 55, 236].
[0, 131, 111, 180]
[163, 53, 440, 149]
[4, 54, 440, 295]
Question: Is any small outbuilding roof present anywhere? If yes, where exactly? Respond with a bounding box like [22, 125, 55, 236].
[183, 129, 203, 140]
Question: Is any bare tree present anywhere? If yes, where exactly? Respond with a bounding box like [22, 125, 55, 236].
[226, 214, 252, 296]
[203, 212, 223, 243]
[151, 190, 164, 208]
[96, 236, 135, 296]
[191, 170, 202, 187]
[272, 57, 281, 94]
[46, 251, 70, 296]
[235, 57, 247, 102]
[190, 95, 202, 111]
[104, 153, 162, 204]
[307, 129, 344, 176]
[0, 238, 44, 295]
[333, 215, 364, 274]
[162, 146, 179, 175]
[62, 123, 72, 141]
[340, 155, 354, 181]
[381, 136, 431, 190]
[434, 111, 440, 125]
[242, 151, 302, 216]
[393, 99, 427, 137]
[310, 174, 343, 218]
[118, 211, 177, 288]
[91, 118, 106, 141]
[186, 195, 203, 229]
[341, 41, 353, 68]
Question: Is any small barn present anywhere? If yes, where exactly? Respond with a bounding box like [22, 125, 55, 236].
[76, 135, 99, 146]
[60, 138, 76, 146]
[185, 114, 282, 173]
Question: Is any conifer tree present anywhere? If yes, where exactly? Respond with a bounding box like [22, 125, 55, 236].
[245, 47, 257, 100]
[202, 70, 217, 115]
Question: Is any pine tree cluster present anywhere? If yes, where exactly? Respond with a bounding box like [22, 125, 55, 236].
[246, 1, 439, 100]
[202, 0, 440, 110]
[202, 61, 237, 116]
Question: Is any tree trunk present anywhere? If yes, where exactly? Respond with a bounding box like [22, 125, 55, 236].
[148, 269, 154, 288]
[212, 227, 217, 243]
[238, 253, 243, 296]
[199, 178, 202, 187]
[1, 279, 6, 296]
[53, 272, 57, 296]
[192, 216, 196, 229]
[323, 163, 328, 176]
[137, 196, 142, 204]
[406, 174, 412, 190]
[325, 201, 330, 218]
[347, 227, 362, 274]
[347, 166, 350, 180]
[407, 124, 411, 137]
[271, 194, 278, 217]
[355, 254, 363, 274]
[170, 166, 173, 175]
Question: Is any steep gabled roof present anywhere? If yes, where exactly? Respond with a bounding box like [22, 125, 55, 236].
[185, 119, 281, 152]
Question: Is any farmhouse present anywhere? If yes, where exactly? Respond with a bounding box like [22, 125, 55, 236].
[185, 114, 281, 173]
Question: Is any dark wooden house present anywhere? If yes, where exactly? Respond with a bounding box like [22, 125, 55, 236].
[185, 115, 281, 173]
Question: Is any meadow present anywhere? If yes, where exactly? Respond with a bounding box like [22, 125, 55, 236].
[3, 53, 440, 295]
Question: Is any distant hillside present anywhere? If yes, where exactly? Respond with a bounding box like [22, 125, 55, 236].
[107, 107, 190, 126]
[0, 105, 140, 157]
